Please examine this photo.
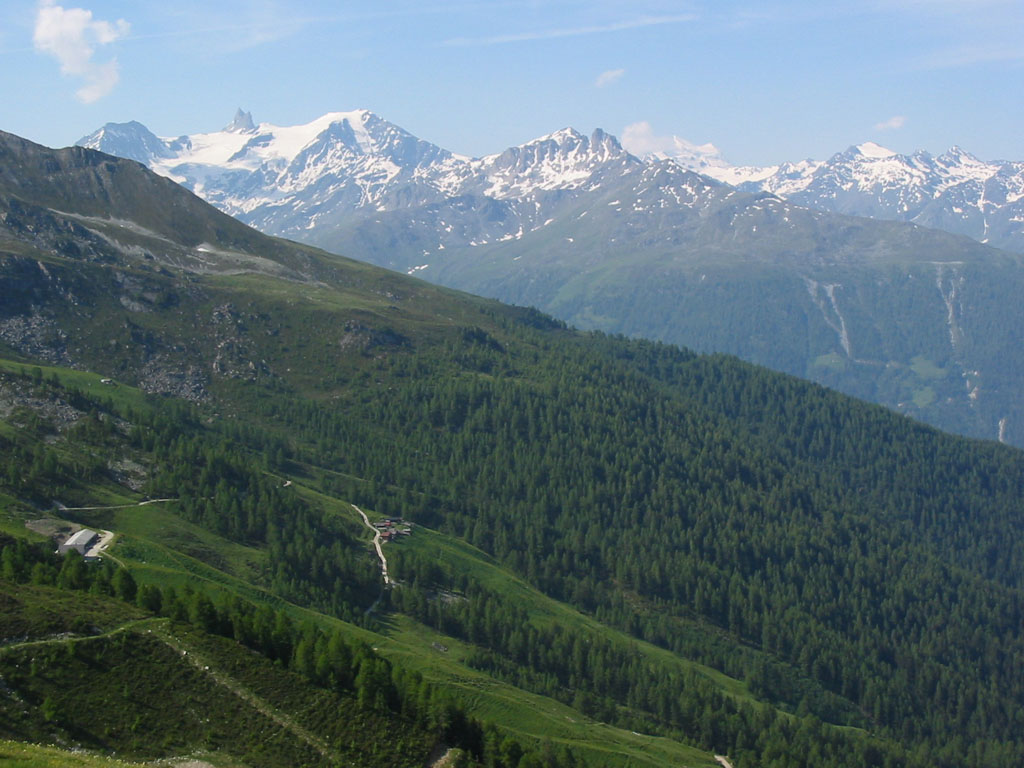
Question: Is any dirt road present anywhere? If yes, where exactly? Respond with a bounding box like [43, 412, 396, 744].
[56, 498, 176, 512]
[352, 505, 389, 585]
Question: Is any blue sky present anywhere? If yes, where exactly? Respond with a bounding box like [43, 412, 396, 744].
[3, 0, 1023, 165]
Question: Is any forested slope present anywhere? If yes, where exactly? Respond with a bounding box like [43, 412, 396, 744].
[2, 132, 1024, 768]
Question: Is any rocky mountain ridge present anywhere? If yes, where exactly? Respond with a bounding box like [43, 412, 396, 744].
[78, 112, 651, 255]
[653, 137, 1024, 254]
[75, 113, 1024, 447]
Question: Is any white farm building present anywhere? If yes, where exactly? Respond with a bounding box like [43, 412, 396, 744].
[59, 529, 98, 556]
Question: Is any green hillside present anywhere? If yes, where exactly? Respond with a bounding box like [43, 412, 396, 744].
[0, 364, 725, 768]
[414, 185, 1024, 447]
[0, 566, 439, 768]
[2, 131, 1024, 768]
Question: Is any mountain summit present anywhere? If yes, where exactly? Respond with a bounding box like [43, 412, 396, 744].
[76, 120, 173, 165]
[224, 107, 256, 133]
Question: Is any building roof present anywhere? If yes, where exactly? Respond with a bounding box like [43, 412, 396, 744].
[64, 529, 97, 548]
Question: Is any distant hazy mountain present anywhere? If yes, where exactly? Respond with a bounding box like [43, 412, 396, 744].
[78, 112, 1024, 446]
[651, 138, 1024, 254]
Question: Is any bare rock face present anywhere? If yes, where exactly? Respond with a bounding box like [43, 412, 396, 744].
[137, 357, 208, 402]
[0, 312, 71, 366]
[208, 303, 271, 382]
[0, 374, 82, 431]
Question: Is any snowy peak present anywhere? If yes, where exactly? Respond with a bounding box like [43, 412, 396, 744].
[78, 120, 173, 165]
[224, 108, 256, 133]
[623, 129, 729, 171]
[480, 126, 637, 198]
[294, 117, 374, 162]
[531, 126, 586, 146]
[814, 141, 1006, 194]
[648, 135, 729, 170]
[938, 145, 978, 164]
[354, 110, 458, 168]
[626, 131, 779, 187]
[849, 141, 898, 159]
[74, 109, 473, 219]
[491, 126, 628, 163]
[315, 110, 376, 154]
[222, 110, 380, 168]
[935, 146, 992, 179]
[588, 128, 627, 160]
[710, 138, 1024, 252]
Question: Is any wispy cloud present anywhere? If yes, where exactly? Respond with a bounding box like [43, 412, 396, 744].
[137, 2, 313, 54]
[132, 3, 493, 55]
[869, 0, 1024, 70]
[443, 14, 696, 46]
[595, 68, 624, 88]
[33, 0, 130, 103]
[872, 0, 1014, 12]
[874, 115, 906, 131]
[917, 42, 1024, 69]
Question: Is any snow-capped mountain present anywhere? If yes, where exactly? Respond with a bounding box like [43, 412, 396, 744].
[80, 111, 1024, 259]
[77, 111, 1024, 447]
[636, 135, 777, 187]
[652, 137, 1024, 253]
[81, 109, 473, 236]
[78, 111, 660, 260]
[78, 119, 177, 165]
[477, 127, 635, 199]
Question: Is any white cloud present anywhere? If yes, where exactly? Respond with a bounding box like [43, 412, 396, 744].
[621, 121, 677, 156]
[595, 68, 625, 88]
[33, 1, 130, 103]
[444, 14, 696, 46]
[874, 115, 907, 131]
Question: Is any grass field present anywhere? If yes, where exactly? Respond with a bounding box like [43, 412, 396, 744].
[373, 613, 718, 768]
[0, 359, 154, 417]
[0, 740, 148, 768]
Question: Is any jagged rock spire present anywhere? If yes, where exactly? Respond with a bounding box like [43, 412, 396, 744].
[225, 108, 256, 133]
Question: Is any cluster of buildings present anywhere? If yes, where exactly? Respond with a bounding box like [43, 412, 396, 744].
[373, 517, 413, 542]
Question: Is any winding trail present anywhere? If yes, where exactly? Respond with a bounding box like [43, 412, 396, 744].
[352, 505, 390, 616]
[0, 619, 340, 763]
[56, 498, 177, 512]
[153, 624, 341, 763]
[353, 504, 389, 585]
[0, 618, 161, 652]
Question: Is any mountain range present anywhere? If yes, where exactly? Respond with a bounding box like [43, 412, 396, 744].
[79, 111, 1024, 448]
[650, 137, 1024, 255]
[78, 109, 638, 255]
[78, 109, 1024, 258]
